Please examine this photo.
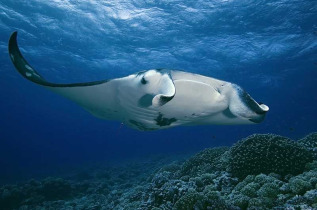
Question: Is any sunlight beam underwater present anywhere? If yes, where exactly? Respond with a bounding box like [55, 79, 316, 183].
[8, 31, 269, 131]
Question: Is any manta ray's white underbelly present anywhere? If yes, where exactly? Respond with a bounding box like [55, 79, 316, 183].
[115, 79, 229, 130]
[159, 80, 228, 119]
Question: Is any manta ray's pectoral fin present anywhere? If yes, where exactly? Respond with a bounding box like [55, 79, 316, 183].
[8, 31, 108, 88]
[8, 31, 120, 120]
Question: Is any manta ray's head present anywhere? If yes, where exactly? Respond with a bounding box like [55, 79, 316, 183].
[220, 83, 269, 124]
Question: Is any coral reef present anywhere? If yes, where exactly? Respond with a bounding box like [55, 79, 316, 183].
[179, 147, 229, 177]
[0, 177, 79, 209]
[298, 132, 317, 149]
[0, 132, 316, 209]
[229, 134, 313, 179]
[298, 132, 317, 159]
[227, 173, 284, 209]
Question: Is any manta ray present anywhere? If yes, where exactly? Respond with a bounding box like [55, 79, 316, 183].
[8, 31, 269, 131]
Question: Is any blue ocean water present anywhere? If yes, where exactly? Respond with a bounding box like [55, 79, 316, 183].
[0, 0, 316, 187]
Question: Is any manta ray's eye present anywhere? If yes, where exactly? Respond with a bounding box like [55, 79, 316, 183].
[141, 77, 147, 84]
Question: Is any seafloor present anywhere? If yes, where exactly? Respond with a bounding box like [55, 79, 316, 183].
[1, 133, 317, 210]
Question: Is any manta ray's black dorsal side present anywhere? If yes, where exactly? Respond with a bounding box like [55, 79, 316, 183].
[8, 31, 108, 87]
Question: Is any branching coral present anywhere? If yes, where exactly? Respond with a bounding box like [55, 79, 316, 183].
[227, 173, 283, 209]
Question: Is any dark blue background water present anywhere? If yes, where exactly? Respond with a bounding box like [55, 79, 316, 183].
[0, 0, 316, 183]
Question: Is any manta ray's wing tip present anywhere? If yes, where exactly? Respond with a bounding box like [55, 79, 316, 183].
[8, 30, 49, 86]
[8, 31, 21, 61]
[9, 31, 18, 47]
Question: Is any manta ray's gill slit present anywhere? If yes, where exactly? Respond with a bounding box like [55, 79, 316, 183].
[125, 106, 157, 119]
[119, 94, 158, 120]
